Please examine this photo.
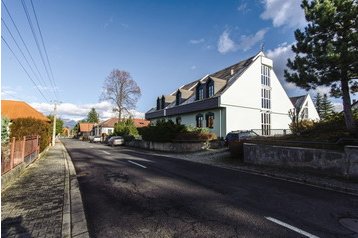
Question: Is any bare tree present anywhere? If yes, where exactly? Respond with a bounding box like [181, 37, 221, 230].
[100, 69, 141, 120]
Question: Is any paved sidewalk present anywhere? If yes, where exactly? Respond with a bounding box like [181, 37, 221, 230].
[1, 141, 88, 238]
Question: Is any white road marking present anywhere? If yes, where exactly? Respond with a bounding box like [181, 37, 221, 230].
[101, 151, 111, 155]
[128, 160, 147, 169]
[265, 217, 319, 238]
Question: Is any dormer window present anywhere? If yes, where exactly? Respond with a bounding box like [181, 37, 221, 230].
[161, 96, 165, 109]
[207, 80, 214, 98]
[176, 91, 181, 106]
[156, 97, 160, 110]
[196, 83, 204, 100]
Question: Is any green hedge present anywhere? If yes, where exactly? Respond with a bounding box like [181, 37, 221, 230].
[10, 118, 51, 152]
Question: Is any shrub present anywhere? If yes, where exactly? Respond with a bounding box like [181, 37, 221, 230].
[1, 117, 10, 144]
[10, 118, 51, 152]
[113, 119, 138, 139]
[175, 131, 217, 141]
[289, 119, 315, 135]
[138, 119, 186, 142]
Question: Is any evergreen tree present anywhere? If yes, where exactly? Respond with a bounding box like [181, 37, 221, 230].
[321, 94, 335, 120]
[86, 108, 99, 123]
[284, 0, 358, 133]
[314, 93, 323, 118]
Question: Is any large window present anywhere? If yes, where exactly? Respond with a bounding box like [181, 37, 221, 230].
[205, 112, 214, 128]
[207, 81, 214, 98]
[196, 114, 203, 128]
[261, 65, 271, 86]
[261, 112, 271, 136]
[302, 102, 309, 119]
[261, 88, 271, 109]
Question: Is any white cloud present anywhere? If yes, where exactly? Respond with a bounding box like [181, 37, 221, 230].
[191, 65, 197, 70]
[30, 101, 145, 121]
[260, 0, 306, 28]
[266, 42, 300, 92]
[237, 1, 250, 13]
[238, 28, 268, 51]
[217, 28, 268, 54]
[217, 31, 236, 54]
[189, 38, 205, 44]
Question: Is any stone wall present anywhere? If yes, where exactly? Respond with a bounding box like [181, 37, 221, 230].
[243, 143, 358, 179]
[126, 140, 210, 153]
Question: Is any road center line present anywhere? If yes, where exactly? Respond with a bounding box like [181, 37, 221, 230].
[101, 151, 111, 155]
[265, 217, 319, 238]
[128, 160, 147, 169]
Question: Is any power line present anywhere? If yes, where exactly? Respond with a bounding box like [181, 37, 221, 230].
[30, 0, 58, 97]
[21, 0, 58, 100]
[2, 35, 50, 103]
[2, 1, 48, 90]
[2, 17, 52, 100]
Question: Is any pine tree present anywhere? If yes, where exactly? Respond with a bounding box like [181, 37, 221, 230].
[313, 93, 323, 118]
[284, 0, 358, 133]
[321, 94, 335, 120]
[87, 108, 99, 123]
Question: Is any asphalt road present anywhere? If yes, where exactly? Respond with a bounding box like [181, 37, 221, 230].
[62, 139, 358, 238]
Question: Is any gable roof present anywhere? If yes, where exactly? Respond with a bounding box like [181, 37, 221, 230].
[99, 118, 120, 128]
[133, 118, 150, 128]
[1, 100, 50, 122]
[79, 123, 94, 132]
[290, 95, 308, 109]
[97, 118, 150, 128]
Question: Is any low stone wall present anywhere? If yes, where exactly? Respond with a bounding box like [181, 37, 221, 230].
[243, 143, 358, 179]
[126, 140, 210, 153]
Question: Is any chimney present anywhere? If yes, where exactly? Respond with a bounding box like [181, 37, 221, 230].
[230, 68, 234, 76]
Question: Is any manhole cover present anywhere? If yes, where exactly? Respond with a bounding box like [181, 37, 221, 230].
[339, 218, 358, 233]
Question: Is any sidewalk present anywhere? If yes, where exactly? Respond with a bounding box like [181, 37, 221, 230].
[1, 141, 89, 238]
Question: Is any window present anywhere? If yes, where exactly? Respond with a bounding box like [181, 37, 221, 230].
[196, 114, 203, 128]
[205, 112, 214, 128]
[108, 129, 113, 135]
[207, 81, 214, 98]
[261, 88, 271, 109]
[302, 102, 309, 119]
[176, 91, 181, 106]
[176, 117, 181, 125]
[261, 65, 271, 86]
[196, 83, 204, 100]
[156, 97, 160, 110]
[261, 112, 271, 136]
[161, 96, 165, 109]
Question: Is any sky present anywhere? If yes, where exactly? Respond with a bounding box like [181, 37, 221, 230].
[2, 0, 357, 121]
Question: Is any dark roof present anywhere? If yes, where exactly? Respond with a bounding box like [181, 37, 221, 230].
[210, 56, 254, 80]
[290, 95, 307, 109]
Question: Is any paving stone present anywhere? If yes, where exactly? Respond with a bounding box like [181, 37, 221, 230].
[1, 143, 66, 237]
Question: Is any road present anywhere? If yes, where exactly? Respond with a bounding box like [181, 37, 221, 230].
[62, 139, 358, 238]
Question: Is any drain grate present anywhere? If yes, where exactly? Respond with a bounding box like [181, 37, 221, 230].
[339, 218, 358, 233]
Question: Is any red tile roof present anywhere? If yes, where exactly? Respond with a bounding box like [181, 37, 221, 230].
[79, 123, 94, 132]
[97, 118, 150, 128]
[1, 100, 50, 122]
[133, 118, 150, 128]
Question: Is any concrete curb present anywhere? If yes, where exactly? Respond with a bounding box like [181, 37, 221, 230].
[60, 142, 90, 238]
[134, 148, 358, 197]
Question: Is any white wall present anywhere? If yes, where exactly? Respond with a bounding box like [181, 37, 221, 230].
[220, 54, 293, 132]
[300, 94, 320, 121]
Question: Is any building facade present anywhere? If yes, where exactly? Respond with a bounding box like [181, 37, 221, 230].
[145, 52, 317, 137]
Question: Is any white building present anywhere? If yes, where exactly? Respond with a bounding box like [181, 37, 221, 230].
[145, 51, 318, 137]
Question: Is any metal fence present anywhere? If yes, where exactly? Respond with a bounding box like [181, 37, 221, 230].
[1, 136, 40, 175]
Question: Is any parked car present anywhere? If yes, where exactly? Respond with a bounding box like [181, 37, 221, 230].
[89, 136, 101, 143]
[225, 130, 258, 145]
[108, 136, 124, 146]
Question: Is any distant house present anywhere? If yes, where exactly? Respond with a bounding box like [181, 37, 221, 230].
[78, 123, 94, 140]
[93, 118, 150, 137]
[289, 94, 320, 121]
[352, 100, 358, 110]
[1, 100, 50, 122]
[145, 51, 296, 137]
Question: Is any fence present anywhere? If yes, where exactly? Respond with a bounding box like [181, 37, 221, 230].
[1, 136, 40, 175]
[251, 129, 292, 136]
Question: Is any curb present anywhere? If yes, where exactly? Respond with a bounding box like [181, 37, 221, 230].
[134, 149, 358, 197]
[61, 142, 90, 238]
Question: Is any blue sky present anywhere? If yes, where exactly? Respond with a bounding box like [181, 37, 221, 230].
[2, 0, 356, 120]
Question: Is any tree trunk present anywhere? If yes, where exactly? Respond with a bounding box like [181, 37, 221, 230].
[341, 78, 356, 134]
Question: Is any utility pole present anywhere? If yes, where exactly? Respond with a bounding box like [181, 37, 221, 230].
[52, 102, 57, 146]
